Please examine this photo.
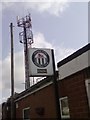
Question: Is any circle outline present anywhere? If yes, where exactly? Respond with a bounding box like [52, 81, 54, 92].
[32, 50, 50, 68]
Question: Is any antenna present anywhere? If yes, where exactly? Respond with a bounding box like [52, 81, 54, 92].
[17, 13, 34, 89]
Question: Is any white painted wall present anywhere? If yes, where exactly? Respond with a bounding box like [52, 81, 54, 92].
[58, 50, 90, 80]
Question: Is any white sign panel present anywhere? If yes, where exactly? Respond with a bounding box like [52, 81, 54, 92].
[28, 48, 54, 76]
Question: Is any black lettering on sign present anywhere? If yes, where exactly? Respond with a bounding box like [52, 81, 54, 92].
[37, 69, 47, 73]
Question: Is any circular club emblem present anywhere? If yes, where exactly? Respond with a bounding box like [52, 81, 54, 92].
[32, 50, 50, 68]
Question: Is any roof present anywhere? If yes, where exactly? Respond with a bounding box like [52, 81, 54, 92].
[15, 72, 58, 101]
[15, 77, 51, 101]
[57, 43, 90, 68]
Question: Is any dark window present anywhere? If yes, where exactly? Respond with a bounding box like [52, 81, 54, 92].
[23, 108, 30, 120]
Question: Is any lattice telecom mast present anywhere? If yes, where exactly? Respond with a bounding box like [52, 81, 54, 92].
[17, 14, 33, 89]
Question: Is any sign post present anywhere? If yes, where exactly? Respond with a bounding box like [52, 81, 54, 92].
[51, 49, 61, 120]
[28, 48, 61, 119]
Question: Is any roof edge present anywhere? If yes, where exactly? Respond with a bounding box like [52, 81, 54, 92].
[57, 43, 90, 68]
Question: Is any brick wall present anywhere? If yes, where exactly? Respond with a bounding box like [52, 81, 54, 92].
[58, 70, 89, 118]
[16, 85, 57, 119]
[15, 69, 90, 119]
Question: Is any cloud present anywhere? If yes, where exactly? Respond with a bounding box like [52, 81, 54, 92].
[0, 61, 3, 104]
[55, 46, 75, 63]
[2, 54, 11, 91]
[2, 0, 69, 17]
[1, 0, 89, 16]
[0, 104, 2, 119]
[0, 61, 2, 89]
[32, 32, 53, 48]
[33, 32, 75, 62]
[2, 51, 25, 92]
[25, 0, 69, 16]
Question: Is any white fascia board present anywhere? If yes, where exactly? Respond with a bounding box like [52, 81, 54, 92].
[58, 50, 90, 80]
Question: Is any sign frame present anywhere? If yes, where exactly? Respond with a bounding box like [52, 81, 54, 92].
[28, 48, 54, 77]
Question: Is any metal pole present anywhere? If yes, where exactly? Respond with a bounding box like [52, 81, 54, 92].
[10, 23, 14, 120]
[51, 49, 61, 120]
[23, 26, 30, 89]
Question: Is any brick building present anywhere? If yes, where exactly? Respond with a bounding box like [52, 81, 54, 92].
[15, 76, 58, 119]
[2, 43, 90, 119]
[57, 43, 90, 119]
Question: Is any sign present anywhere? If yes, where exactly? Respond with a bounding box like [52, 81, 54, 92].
[28, 48, 53, 76]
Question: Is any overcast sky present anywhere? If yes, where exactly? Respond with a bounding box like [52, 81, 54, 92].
[0, 0, 89, 103]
